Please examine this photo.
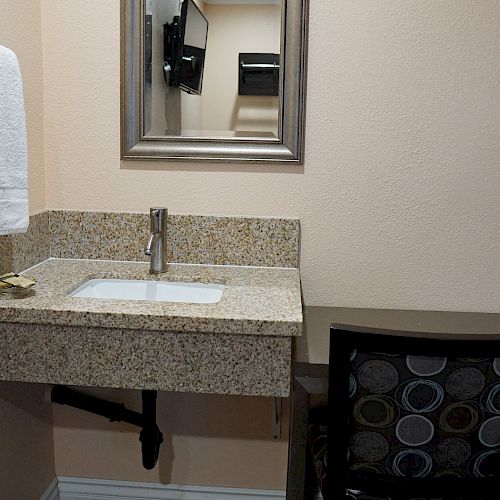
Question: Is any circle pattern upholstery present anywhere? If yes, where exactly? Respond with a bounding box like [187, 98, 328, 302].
[348, 353, 500, 480]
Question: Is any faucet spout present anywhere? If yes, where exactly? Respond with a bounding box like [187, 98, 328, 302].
[144, 233, 158, 256]
[145, 208, 168, 273]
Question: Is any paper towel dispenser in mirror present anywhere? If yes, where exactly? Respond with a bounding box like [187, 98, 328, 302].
[239, 53, 279, 97]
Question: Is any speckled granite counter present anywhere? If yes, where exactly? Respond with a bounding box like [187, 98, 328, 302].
[0, 259, 303, 397]
[0, 259, 302, 335]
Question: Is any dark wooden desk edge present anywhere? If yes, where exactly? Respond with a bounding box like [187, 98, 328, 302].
[287, 362, 328, 500]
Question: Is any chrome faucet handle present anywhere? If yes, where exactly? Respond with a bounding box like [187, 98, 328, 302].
[149, 207, 167, 233]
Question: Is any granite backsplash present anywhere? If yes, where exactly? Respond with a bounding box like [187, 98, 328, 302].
[0, 210, 300, 272]
[0, 211, 50, 275]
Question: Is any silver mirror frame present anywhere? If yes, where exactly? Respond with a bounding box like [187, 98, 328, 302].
[121, 0, 308, 163]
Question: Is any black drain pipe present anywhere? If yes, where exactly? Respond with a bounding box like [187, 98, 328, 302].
[139, 390, 163, 470]
[51, 385, 163, 470]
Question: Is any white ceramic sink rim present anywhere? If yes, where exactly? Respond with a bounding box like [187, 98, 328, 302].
[69, 278, 224, 304]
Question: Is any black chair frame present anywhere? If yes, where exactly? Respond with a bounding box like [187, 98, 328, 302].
[328, 324, 500, 500]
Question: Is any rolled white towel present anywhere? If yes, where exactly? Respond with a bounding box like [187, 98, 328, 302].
[0, 44, 29, 235]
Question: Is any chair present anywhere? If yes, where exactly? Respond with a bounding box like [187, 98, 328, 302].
[328, 324, 500, 500]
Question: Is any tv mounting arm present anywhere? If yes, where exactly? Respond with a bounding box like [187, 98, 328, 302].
[163, 16, 182, 87]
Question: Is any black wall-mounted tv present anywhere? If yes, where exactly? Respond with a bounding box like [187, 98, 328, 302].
[163, 0, 208, 95]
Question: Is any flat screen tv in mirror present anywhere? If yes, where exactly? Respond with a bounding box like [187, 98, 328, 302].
[163, 0, 208, 95]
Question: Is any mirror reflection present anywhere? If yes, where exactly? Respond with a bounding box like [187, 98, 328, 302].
[143, 0, 282, 139]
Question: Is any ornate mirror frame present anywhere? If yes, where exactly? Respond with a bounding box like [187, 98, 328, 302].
[121, 0, 308, 163]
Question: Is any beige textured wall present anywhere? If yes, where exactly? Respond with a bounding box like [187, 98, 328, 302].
[42, 0, 500, 312]
[0, 382, 55, 498]
[0, 0, 46, 213]
[37, 0, 500, 491]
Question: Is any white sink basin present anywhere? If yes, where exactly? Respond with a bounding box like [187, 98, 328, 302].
[70, 279, 224, 304]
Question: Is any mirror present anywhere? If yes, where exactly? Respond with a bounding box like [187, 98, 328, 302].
[122, 0, 308, 163]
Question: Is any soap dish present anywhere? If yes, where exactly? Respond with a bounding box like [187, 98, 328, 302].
[0, 273, 37, 300]
[0, 286, 36, 300]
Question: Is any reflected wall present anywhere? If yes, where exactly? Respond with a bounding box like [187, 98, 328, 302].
[145, 0, 281, 138]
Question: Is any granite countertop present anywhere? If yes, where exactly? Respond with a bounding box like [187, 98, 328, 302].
[0, 259, 303, 336]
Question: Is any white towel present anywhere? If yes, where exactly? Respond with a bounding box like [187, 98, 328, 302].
[0, 45, 28, 235]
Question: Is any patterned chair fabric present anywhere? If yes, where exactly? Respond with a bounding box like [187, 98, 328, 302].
[348, 354, 500, 481]
[329, 326, 500, 500]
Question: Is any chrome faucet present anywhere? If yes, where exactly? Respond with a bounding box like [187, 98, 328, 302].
[144, 208, 168, 274]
